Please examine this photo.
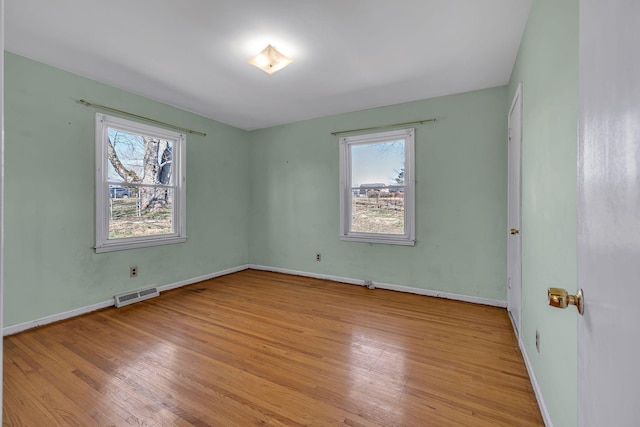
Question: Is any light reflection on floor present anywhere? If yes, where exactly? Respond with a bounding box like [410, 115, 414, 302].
[101, 340, 178, 421]
[348, 326, 408, 423]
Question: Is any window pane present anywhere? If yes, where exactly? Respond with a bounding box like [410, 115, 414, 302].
[108, 187, 174, 238]
[350, 140, 405, 234]
[351, 140, 404, 187]
[351, 186, 405, 234]
[107, 127, 173, 186]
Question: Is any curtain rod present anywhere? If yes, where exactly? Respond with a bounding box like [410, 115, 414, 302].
[331, 118, 436, 136]
[79, 99, 207, 137]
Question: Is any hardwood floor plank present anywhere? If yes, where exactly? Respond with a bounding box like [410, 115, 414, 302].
[4, 270, 543, 426]
[8, 328, 182, 426]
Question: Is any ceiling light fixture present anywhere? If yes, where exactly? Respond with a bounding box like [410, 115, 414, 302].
[248, 44, 293, 75]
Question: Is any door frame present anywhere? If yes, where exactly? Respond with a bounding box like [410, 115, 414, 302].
[507, 82, 523, 336]
[0, 0, 5, 416]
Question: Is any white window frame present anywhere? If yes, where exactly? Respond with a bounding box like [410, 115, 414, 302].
[339, 128, 415, 246]
[95, 113, 186, 253]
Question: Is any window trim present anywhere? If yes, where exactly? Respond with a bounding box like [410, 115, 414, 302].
[339, 128, 415, 246]
[95, 113, 186, 253]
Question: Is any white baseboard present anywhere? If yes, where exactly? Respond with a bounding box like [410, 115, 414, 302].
[3, 264, 250, 336]
[519, 337, 553, 427]
[3, 299, 115, 336]
[248, 264, 507, 308]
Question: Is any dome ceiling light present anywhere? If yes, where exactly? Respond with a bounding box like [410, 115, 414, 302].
[248, 44, 293, 75]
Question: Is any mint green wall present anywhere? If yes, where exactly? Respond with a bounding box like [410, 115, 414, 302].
[249, 87, 508, 301]
[4, 52, 250, 327]
[508, 0, 578, 425]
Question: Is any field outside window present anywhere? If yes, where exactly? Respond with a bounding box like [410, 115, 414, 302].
[339, 128, 415, 245]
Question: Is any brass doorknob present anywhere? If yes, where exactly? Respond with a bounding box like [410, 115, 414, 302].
[510, 228, 520, 235]
[548, 287, 584, 315]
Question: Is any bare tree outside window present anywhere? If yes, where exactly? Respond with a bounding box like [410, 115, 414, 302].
[95, 113, 186, 253]
[106, 128, 175, 238]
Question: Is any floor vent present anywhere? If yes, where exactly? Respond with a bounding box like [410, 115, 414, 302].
[114, 286, 159, 308]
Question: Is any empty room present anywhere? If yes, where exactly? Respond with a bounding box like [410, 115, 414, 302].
[2, 0, 639, 426]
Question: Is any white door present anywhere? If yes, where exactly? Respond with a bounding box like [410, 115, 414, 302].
[578, 0, 640, 425]
[507, 83, 523, 336]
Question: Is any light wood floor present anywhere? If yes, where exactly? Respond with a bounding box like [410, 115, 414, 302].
[3, 270, 543, 426]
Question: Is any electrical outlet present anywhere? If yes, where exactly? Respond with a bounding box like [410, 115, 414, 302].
[535, 329, 540, 353]
[130, 266, 138, 278]
[315, 253, 321, 262]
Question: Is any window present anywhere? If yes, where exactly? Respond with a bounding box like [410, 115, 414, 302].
[339, 128, 415, 245]
[95, 114, 186, 253]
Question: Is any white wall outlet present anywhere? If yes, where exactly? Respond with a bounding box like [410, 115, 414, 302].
[315, 253, 321, 262]
[130, 266, 138, 277]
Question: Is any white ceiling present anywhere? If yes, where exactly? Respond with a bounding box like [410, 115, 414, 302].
[6, 0, 532, 131]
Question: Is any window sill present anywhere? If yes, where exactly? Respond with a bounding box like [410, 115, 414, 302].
[95, 236, 187, 253]
[339, 235, 415, 246]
